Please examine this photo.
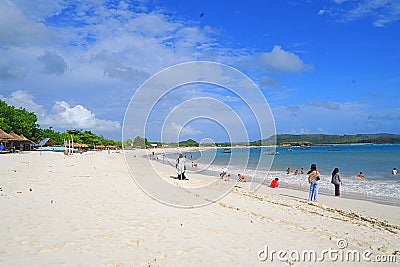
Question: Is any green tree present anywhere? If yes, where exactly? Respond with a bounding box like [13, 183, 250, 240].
[0, 99, 39, 139]
[132, 136, 147, 147]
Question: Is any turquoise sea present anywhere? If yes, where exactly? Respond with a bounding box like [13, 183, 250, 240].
[184, 144, 400, 203]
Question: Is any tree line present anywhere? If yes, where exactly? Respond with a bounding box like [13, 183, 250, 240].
[0, 100, 121, 146]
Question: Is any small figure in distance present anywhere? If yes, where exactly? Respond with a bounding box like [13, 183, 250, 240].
[237, 174, 247, 182]
[300, 167, 305, 174]
[225, 174, 231, 181]
[287, 167, 291, 174]
[294, 169, 299, 175]
[192, 162, 198, 167]
[270, 178, 279, 188]
[358, 172, 364, 179]
[392, 168, 397, 175]
[220, 168, 227, 179]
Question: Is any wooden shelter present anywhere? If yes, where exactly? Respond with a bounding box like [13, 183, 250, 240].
[0, 129, 15, 142]
[95, 144, 105, 150]
[19, 134, 35, 144]
[74, 143, 89, 149]
[0, 129, 19, 152]
[37, 138, 56, 147]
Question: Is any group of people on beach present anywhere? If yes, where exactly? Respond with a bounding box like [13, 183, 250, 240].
[301, 164, 342, 202]
[173, 152, 396, 202]
[219, 168, 247, 182]
[274, 164, 343, 201]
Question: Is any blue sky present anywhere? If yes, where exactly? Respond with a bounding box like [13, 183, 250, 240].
[0, 0, 399, 142]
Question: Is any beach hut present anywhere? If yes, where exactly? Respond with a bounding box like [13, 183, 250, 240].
[73, 143, 89, 149]
[95, 144, 105, 150]
[19, 134, 34, 144]
[0, 129, 19, 152]
[37, 138, 56, 147]
[8, 131, 27, 151]
[19, 134, 34, 151]
[0, 129, 14, 141]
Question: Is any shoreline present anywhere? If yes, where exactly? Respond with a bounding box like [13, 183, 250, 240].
[150, 148, 400, 208]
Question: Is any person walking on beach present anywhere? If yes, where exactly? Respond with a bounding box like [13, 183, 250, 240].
[331, 168, 342, 196]
[307, 164, 320, 202]
[176, 154, 187, 180]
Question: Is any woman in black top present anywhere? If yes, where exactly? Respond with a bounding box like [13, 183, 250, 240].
[331, 168, 342, 196]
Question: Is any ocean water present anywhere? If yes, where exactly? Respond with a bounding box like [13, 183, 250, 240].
[183, 144, 400, 202]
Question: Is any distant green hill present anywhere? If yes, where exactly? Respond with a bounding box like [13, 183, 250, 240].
[161, 139, 198, 147]
[179, 139, 199, 147]
[260, 134, 400, 145]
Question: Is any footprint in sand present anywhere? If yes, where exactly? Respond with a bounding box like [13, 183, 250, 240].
[38, 242, 68, 253]
[126, 239, 141, 247]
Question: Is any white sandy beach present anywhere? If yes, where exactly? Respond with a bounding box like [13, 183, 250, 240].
[0, 150, 399, 266]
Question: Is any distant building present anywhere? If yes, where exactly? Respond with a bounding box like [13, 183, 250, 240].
[36, 138, 56, 147]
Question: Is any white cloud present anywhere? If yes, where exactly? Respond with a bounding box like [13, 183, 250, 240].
[273, 101, 369, 134]
[0, 1, 53, 45]
[0, 90, 46, 116]
[12, 0, 65, 21]
[166, 122, 201, 137]
[368, 112, 400, 120]
[43, 101, 121, 131]
[320, 0, 400, 27]
[1, 90, 120, 132]
[0, 1, 322, 140]
[253, 46, 314, 73]
[0, 59, 26, 80]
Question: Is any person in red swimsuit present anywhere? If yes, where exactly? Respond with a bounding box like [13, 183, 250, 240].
[270, 178, 279, 188]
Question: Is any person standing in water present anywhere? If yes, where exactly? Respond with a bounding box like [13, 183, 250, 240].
[307, 164, 320, 202]
[331, 168, 342, 196]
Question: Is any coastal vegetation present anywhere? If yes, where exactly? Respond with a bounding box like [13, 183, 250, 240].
[262, 134, 400, 145]
[3, 100, 400, 147]
[0, 100, 121, 146]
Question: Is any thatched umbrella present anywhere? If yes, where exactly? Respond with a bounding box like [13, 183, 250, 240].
[95, 144, 105, 149]
[73, 143, 82, 148]
[0, 129, 15, 142]
[8, 131, 25, 141]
